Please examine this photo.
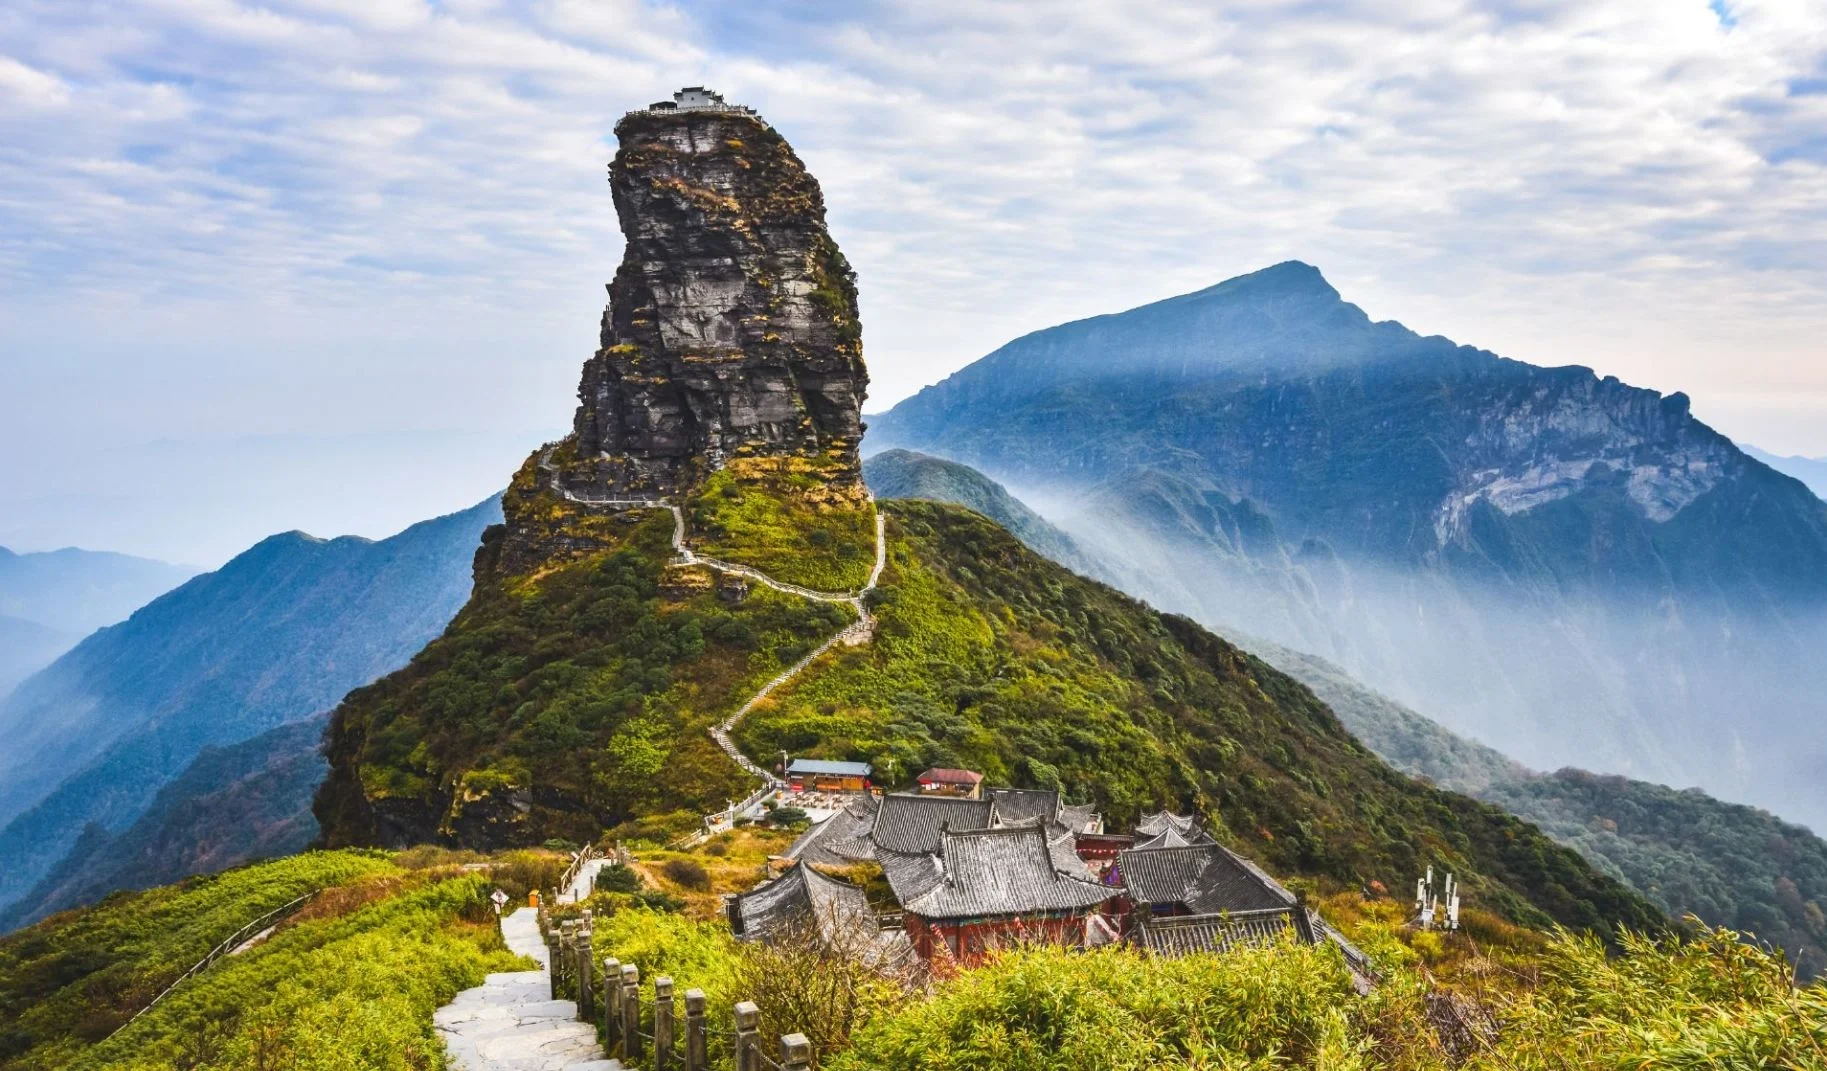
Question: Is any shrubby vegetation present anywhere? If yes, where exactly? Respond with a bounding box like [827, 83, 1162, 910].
[78, 873, 519, 1071]
[689, 461, 878, 592]
[0, 851, 392, 1068]
[831, 929, 1827, 1071]
[0, 850, 556, 1071]
[740, 503, 1658, 934]
[319, 509, 853, 845]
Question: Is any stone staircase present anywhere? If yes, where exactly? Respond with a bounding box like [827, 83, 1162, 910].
[436, 908, 619, 1071]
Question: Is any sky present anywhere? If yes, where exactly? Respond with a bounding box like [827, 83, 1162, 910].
[2, 0, 1825, 565]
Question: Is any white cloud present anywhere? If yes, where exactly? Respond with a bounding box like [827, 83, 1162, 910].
[0, 55, 71, 106]
[1, 0, 1825, 557]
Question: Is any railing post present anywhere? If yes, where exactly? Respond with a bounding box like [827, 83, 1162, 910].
[653, 976, 676, 1071]
[576, 938, 593, 1021]
[684, 988, 707, 1071]
[621, 963, 643, 1061]
[781, 1032, 811, 1071]
[734, 1001, 761, 1071]
[601, 957, 621, 1048]
[558, 922, 578, 997]
[546, 923, 562, 998]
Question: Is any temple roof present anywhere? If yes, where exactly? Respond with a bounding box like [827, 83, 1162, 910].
[1117, 843, 1295, 915]
[732, 862, 872, 943]
[901, 824, 1115, 919]
[987, 787, 1059, 825]
[784, 794, 879, 866]
[870, 793, 995, 855]
[916, 767, 984, 785]
[786, 758, 873, 777]
[731, 863, 913, 966]
[1057, 802, 1100, 835]
[1133, 811, 1213, 843]
[1132, 825, 1197, 850]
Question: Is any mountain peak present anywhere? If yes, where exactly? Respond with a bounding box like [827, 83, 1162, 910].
[560, 90, 869, 501]
[1208, 260, 1338, 300]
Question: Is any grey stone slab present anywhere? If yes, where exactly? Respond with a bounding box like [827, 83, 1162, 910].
[438, 910, 608, 1071]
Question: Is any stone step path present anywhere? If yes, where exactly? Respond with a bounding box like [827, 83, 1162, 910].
[559, 855, 609, 904]
[436, 909, 618, 1071]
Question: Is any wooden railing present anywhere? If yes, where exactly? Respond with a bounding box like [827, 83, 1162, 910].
[106, 892, 316, 1039]
[557, 844, 601, 903]
[542, 911, 812, 1070]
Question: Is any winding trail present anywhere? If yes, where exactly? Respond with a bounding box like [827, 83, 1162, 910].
[538, 448, 887, 814]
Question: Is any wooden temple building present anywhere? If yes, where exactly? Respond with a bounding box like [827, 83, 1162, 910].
[764, 788, 1371, 979]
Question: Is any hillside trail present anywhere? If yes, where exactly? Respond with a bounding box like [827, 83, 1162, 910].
[537, 447, 887, 817]
[435, 908, 618, 1071]
[432, 458, 884, 1067]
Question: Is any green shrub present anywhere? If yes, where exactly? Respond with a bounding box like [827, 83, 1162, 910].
[595, 864, 642, 895]
[660, 859, 712, 892]
[833, 939, 1359, 1071]
[768, 807, 810, 828]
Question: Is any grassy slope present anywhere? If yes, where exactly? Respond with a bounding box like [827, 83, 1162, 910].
[0, 850, 564, 1071]
[691, 460, 878, 591]
[321, 459, 1654, 934]
[738, 502, 1658, 933]
[0, 851, 392, 1069]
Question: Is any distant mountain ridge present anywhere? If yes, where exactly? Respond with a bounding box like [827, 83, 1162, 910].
[0, 543, 195, 635]
[0, 496, 502, 927]
[0, 715, 329, 931]
[861, 449, 1108, 579]
[1746, 445, 1827, 502]
[0, 544, 195, 696]
[869, 262, 1827, 830]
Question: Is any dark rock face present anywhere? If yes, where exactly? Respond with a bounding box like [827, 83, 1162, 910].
[566, 107, 868, 499]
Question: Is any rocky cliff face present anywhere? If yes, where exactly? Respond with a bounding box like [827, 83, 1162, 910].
[566, 107, 867, 499]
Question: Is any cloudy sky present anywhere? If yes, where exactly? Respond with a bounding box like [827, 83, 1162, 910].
[2, 0, 1825, 564]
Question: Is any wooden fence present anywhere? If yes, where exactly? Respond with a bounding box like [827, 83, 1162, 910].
[105, 891, 317, 1039]
[540, 909, 811, 1070]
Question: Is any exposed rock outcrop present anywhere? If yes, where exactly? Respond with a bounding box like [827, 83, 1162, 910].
[566, 104, 868, 499]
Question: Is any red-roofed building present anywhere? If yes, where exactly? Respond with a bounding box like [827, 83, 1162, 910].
[915, 767, 984, 799]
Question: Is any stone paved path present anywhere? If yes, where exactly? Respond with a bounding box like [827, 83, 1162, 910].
[436, 908, 618, 1071]
[560, 856, 608, 904]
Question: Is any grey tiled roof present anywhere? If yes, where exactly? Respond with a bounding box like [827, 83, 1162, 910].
[785, 794, 879, 866]
[1134, 907, 1303, 956]
[732, 862, 872, 944]
[902, 825, 1115, 919]
[1134, 811, 1213, 843]
[1118, 843, 1295, 915]
[1056, 802, 1100, 834]
[1133, 826, 1197, 850]
[988, 788, 1059, 825]
[732, 863, 915, 967]
[877, 847, 946, 904]
[870, 793, 995, 855]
